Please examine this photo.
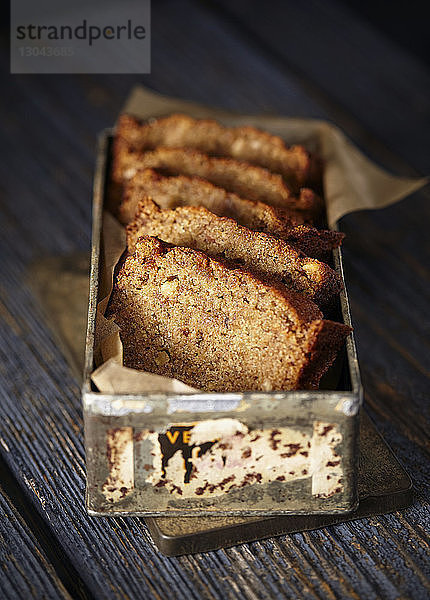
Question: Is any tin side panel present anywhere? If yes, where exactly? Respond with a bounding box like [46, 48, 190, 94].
[84, 394, 358, 516]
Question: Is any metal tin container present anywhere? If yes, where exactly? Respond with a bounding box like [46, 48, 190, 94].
[83, 131, 363, 517]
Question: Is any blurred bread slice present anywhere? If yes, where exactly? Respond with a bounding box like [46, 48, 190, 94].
[110, 139, 322, 220]
[116, 113, 321, 189]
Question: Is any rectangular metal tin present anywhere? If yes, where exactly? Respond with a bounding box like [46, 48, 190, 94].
[83, 130, 363, 517]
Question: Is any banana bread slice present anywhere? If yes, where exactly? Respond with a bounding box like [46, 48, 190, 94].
[119, 169, 343, 259]
[110, 139, 322, 220]
[126, 198, 342, 306]
[116, 113, 321, 189]
[118, 168, 307, 226]
[106, 236, 351, 392]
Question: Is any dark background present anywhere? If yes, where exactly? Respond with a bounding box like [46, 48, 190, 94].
[341, 0, 429, 66]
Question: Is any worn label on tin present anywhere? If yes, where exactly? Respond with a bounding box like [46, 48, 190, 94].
[102, 419, 343, 503]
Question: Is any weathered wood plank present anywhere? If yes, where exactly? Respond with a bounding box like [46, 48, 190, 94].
[0, 0, 429, 598]
[0, 483, 72, 600]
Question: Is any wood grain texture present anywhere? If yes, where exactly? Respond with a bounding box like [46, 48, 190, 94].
[0, 0, 429, 598]
[0, 484, 71, 600]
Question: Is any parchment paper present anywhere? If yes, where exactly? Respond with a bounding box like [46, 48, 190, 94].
[91, 85, 428, 394]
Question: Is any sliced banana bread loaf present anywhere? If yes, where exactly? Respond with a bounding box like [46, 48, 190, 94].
[126, 198, 342, 306]
[119, 169, 343, 259]
[106, 236, 350, 392]
[116, 113, 321, 189]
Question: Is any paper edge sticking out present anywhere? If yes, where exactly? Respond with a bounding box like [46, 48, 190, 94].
[91, 359, 200, 395]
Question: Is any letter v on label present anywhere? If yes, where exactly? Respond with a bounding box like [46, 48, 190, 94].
[166, 430, 180, 444]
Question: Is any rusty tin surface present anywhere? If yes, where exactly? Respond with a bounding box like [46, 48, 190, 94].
[82, 131, 363, 517]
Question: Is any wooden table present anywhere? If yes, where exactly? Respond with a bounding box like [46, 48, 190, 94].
[1, 2, 429, 598]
